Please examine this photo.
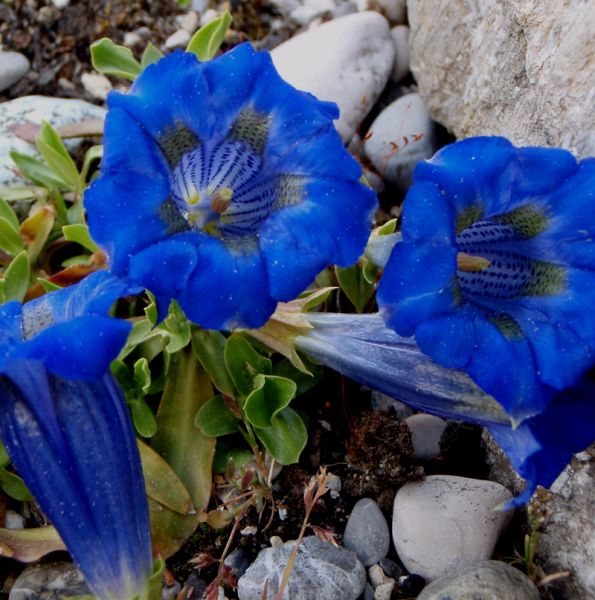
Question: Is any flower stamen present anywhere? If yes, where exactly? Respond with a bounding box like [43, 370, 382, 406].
[211, 187, 233, 214]
[457, 252, 491, 272]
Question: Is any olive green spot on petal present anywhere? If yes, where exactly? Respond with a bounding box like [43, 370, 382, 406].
[158, 122, 200, 168]
[158, 199, 190, 235]
[21, 298, 54, 339]
[486, 312, 523, 340]
[273, 175, 307, 210]
[522, 260, 566, 296]
[451, 277, 464, 306]
[221, 233, 260, 256]
[230, 108, 271, 154]
[455, 204, 484, 235]
[494, 204, 549, 239]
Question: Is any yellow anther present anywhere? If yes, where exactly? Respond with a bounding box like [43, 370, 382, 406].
[187, 191, 200, 205]
[210, 187, 233, 214]
[457, 252, 491, 272]
[187, 213, 199, 226]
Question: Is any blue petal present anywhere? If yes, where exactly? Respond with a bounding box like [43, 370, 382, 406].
[181, 236, 277, 329]
[15, 316, 131, 381]
[377, 242, 458, 337]
[261, 178, 376, 301]
[0, 365, 152, 600]
[0, 301, 24, 368]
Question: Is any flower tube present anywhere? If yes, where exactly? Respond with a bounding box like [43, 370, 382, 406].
[85, 43, 376, 330]
[0, 272, 153, 600]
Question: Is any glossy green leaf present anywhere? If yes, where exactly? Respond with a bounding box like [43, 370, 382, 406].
[336, 263, 375, 313]
[224, 334, 272, 398]
[0, 197, 19, 230]
[138, 440, 194, 515]
[194, 395, 239, 437]
[9, 151, 69, 189]
[91, 38, 142, 81]
[141, 42, 164, 68]
[36, 122, 79, 191]
[244, 374, 297, 429]
[254, 407, 307, 465]
[62, 223, 100, 253]
[192, 329, 235, 397]
[36, 277, 62, 293]
[0, 217, 25, 255]
[273, 357, 322, 396]
[3, 251, 30, 302]
[0, 466, 33, 501]
[186, 10, 232, 61]
[0, 526, 65, 562]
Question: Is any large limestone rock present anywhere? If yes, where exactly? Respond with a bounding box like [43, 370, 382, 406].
[408, 0, 595, 157]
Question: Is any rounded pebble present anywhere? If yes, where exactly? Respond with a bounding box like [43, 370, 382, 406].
[164, 29, 192, 49]
[0, 51, 30, 93]
[390, 25, 410, 83]
[343, 498, 390, 566]
[404, 414, 447, 460]
[392, 475, 514, 581]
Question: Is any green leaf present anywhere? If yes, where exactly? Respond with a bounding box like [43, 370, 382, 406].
[9, 151, 70, 189]
[194, 395, 239, 437]
[37, 277, 62, 293]
[336, 263, 375, 313]
[159, 302, 191, 353]
[0, 466, 33, 501]
[36, 122, 79, 191]
[0, 217, 24, 255]
[130, 398, 157, 438]
[254, 407, 307, 465]
[0, 197, 19, 230]
[80, 144, 103, 184]
[0, 186, 48, 203]
[224, 334, 272, 398]
[3, 251, 30, 302]
[192, 329, 235, 397]
[273, 357, 322, 396]
[141, 42, 164, 69]
[62, 223, 100, 253]
[0, 526, 65, 562]
[213, 443, 253, 474]
[91, 38, 142, 81]
[362, 259, 377, 284]
[244, 374, 297, 429]
[186, 10, 232, 61]
[138, 440, 194, 515]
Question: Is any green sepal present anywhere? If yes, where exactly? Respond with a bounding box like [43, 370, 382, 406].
[224, 333, 272, 399]
[139, 558, 166, 600]
[336, 262, 375, 313]
[35, 122, 79, 192]
[141, 42, 164, 69]
[191, 329, 235, 397]
[186, 10, 232, 61]
[194, 395, 239, 437]
[91, 38, 142, 81]
[3, 251, 30, 302]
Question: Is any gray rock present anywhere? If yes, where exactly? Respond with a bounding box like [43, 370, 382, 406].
[417, 560, 540, 600]
[363, 582, 375, 600]
[9, 562, 92, 600]
[271, 12, 395, 142]
[390, 25, 409, 83]
[224, 548, 250, 579]
[364, 93, 434, 188]
[0, 95, 106, 188]
[534, 445, 595, 600]
[405, 414, 447, 460]
[237, 536, 366, 600]
[408, 0, 595, 157]
[0, 51, 30, 93]
[343, 498, 390, 566]
[392, 475, 513, 581]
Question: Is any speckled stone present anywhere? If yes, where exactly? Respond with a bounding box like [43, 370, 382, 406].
[237, 536, 366, 600]
[9, 562, 92, 600]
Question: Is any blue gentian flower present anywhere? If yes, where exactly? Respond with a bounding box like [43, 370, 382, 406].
[0, 272, 153, 600]
[377, 137, 595, 424]
[84, 43, 376, 329]
[294, 313, 595, 506]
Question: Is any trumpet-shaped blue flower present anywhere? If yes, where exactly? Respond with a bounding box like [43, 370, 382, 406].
[377, 137, 595, 423]
[0, 272, 153, 600]
[295, 313, 595, 506]
[85, 43, 376, 330]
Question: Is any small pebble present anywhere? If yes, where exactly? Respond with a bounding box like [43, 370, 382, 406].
[363, 582, 375, 600]
[123, 31, 142, 47]
[378, 557, 402, 580]
[404, 414, 447, 460]
[176, 11, 199, 33]
[374, 581, 394, 600]
[4, 510, 25, 530]
[162, 580, 181, 600]
[50, 0, 69, 8]
[368, 564, 390, 590]
[417, 560, 539, 600]
[81, 72, 112, 101]
[37, 5, 54, 24]
[343, 498, 390, 566]
[224, 548, 250, 579]
[390, 25, 410, 83]
[164, 29, 192, 49]
[200, 8, 220, 27]
[191, 0, 209, 12]
[0, 51, 30, 93]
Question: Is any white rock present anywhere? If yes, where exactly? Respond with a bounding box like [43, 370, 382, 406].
[0, 51, 30, 93]
[5, 510, 25, 530]
[404, 414, 447, 460]
[408, 0, 595, 157]
[50, 0, 70, 8]
[364, 92, 434, 188]
[390, 25, 409, 82]
[191, 0, 210, 13]
[123, 31, 142, 47]
[375, 0, 407, 23]
[81, 72, 112, 101]
[164, 29, 192, 49]
[176, 11, 199, 33]
[290, 0, 335, 25]
[271, 11, 394, 142]
[392, 475, 514, 582]
[200, 8, 220, 27]
[0, 96, 106, 187]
